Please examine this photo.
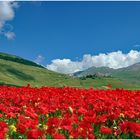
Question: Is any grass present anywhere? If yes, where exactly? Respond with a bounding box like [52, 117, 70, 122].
[0, 59, 80, 87]
[0, 52, 139, 89]
[0, 58, 139, 89]
[78, 77, 140, 89]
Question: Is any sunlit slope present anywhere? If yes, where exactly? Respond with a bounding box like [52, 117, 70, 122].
[0, 58, 81, 87]
[0, 52, 139, 89]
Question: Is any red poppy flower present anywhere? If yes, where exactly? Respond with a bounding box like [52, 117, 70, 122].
[0, 121, 8, 139]
[78, 107, 87, 115]
[26, 129, 44, 139]
[100, 126, 112, 134]
[53, 133, 65, 139]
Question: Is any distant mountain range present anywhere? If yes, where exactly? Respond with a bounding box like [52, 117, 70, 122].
[74, 66, 114, 77]
[73, 62, 140, 84]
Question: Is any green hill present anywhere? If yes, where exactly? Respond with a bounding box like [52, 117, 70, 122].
[0, 52, 139, 89]
[0, 52, 44, 68]
[0, 53, 80, 87]
[112, 62, 140, 84]
[73, 62, 140, 89]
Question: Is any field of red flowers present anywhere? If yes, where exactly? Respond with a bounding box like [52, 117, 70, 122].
[0, 85, 140, 139]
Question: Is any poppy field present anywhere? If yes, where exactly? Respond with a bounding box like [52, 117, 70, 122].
[0, 85, 140, 139]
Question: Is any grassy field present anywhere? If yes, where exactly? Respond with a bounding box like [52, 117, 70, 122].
[0, 57, 139, 89]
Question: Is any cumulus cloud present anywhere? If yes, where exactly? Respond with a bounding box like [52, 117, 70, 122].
[34, 55, 45, 64]
[47, 50, 140, 74]
[0, 1, 18, 39]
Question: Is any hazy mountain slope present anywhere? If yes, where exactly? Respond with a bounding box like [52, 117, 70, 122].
[74, 62, 140, 86]
[74, 66, 115, 77]
[112, 62, 140, 84]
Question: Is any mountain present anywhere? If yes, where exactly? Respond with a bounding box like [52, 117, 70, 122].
[0, 52, 139, 89]
[74, 66, 115, 77]
[74, 62, 140, 86]
[112, 62, 140, 84]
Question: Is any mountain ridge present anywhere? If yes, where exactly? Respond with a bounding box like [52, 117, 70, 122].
[73, 62, 140, 85]
[74, 66, 115, 77]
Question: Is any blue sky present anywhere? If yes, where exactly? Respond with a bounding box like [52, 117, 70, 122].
[1, 1, 140, 73]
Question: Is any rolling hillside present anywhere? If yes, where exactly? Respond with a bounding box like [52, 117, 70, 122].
[112, 62, 140, 84]
[0, 52, 81, 87]
[74, 62, 140, 88]
[0, 52, 139, 89]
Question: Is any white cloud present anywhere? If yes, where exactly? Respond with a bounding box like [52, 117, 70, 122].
[0, 1, 18, 39]
[34, 55, 45, 64]
[46, 50, 140, 74]
[4, 31, 15, 40]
